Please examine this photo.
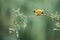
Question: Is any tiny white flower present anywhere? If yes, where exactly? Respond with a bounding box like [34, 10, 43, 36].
[23, 23, 27, 28]
[53, 28, 60, 30]
[16, 33, 19, 38]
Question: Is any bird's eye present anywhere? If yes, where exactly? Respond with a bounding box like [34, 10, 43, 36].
[33, 10, 35, 13]
[42, 12, 43, 14]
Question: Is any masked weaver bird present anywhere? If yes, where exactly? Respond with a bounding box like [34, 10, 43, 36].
[33, 9, 44, 16]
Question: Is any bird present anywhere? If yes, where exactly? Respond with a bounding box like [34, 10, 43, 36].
[33, 9, 44, 16]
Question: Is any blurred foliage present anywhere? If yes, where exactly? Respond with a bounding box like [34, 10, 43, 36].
[0, 0, 60, 40]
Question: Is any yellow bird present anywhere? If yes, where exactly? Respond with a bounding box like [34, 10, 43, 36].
[33, 9, 44, 16]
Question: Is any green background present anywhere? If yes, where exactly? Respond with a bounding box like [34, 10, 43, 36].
[0, 0, 60, 40]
